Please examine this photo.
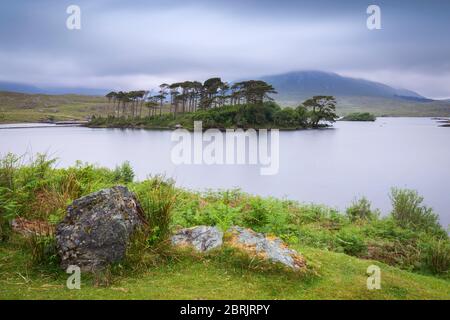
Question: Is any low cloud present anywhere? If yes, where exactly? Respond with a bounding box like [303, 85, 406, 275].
[0, 0, 449, 98]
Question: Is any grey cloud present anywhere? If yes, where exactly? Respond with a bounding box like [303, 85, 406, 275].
[0, 0, 449, 98]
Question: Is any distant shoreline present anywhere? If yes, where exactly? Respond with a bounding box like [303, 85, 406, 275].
[1, 116, 449, 130]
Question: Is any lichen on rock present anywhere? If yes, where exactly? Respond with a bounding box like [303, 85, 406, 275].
[56, 186, 146, 272]
[226, 226, 306, 270]
[171, 226, 223, 252]
[171, 224, 306, 271]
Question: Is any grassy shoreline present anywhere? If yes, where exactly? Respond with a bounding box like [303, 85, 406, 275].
[2, 91, 450, 126]
[0, 155, 448, 299]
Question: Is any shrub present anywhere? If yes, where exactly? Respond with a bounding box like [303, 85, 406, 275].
[363, 218, 417, 242]
[242, 197, 271, 229]
[171, 195, 202, 227]
[202, 202, 242, 231]
[346, 197, 379, 222]
[0, 188, 18, 241]
[390, 188, 445, 236]
[21, 153, 57, 183]
[273, 108, 299, 127]
[0, 154, 21, 241]
[341, 112, 376, 121]
[113, 161, 135, 183]
[296, 106, 309, 127]
[420, 238, 450, 275]
[365, 239, 421, 271]
[336, 230, 368, 256]
[0, 153, 21, 190]
[297, 225, 339, 250]
[294, 204, 337, 224]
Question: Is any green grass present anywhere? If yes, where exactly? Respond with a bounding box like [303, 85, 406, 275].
[1, 239, 448, 300]
[0, 91, 108, 123]
[0, 154, 449, 300]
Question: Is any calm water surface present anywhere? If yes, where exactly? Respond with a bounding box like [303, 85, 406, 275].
[1, 118, 449, 227]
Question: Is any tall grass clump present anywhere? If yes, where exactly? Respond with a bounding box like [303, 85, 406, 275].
[390, 188, 446, 237]
[133, 176, 177, 246]
[0, 153, 21, 190]
[420, 237, 450, 275]
[0, 153, 21, 241]
[0, 191, 16, 241]
[25, 234, 59, 267]
[113, 161, 135, 183]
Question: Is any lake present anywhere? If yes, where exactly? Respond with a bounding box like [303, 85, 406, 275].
[1, 117, 449, 227]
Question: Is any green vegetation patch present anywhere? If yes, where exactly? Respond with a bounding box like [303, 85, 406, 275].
[341, 112, 376, 121]
[0, 154, 449, 299]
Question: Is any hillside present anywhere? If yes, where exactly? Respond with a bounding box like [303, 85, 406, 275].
[258, 71, 450, 116]
[259, 71, 425, 101]
[0, 81, 108, 96]
[0, 91, 108, 123]
[334, 96, 450, 117]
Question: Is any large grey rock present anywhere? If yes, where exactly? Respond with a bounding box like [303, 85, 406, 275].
[226, 226, 306, 270]
[171, 226, 223, 252]
[56, 186, 146, 271]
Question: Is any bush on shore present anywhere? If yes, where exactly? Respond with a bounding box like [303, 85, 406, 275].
[390, 188, 446, 237]
[346, 197, 379, 222]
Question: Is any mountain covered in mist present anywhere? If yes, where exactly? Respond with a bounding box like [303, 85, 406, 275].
[0, 71, 432, 102]
[257, 71, 431, 103]
[0, 81, 108, 96]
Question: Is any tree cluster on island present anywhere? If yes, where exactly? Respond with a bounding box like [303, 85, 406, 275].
[100, 77, 338, 129]
[341, 112, 376, 121]
[105, 78, 276, 117]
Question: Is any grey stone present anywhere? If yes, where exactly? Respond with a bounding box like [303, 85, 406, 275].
[56, 186, 146, 271]
[226, 226, 306, 270]
[171, 226, 223, 252]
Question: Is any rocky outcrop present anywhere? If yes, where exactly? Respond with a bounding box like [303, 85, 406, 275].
[171, 226, 223, 252]
[171, 225, 306, 270]
[226, 226, 306, 270]
[56, 186, 146, 272]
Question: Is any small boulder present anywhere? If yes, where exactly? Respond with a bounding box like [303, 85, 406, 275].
[226, 226, 306, 270]
[171, 226, 223, 252]
[56, 186, 146, 272]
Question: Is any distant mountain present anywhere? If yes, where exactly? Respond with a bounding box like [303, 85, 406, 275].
[0, 81, 42, 94]
[244, 70, 450, 115]
[257, 71, 430, 103]
[0, 81, 107, 96]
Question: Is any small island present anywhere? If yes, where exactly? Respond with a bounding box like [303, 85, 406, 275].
[88, 78, 339, 130]
[341, 112, 376, 121]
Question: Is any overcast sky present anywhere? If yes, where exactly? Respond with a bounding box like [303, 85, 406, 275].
[0, 0, 449, 98]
